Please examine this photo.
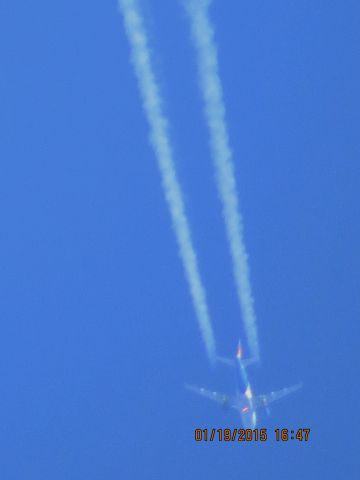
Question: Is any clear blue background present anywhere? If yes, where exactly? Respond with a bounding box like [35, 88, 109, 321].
[1, 0, 359, 478]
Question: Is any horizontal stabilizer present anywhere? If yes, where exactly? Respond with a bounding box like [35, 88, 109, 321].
[216, 356, 235, 367]
[217, 356, 257, 368]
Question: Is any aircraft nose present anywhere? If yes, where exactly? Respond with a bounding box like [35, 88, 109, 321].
[241, 410, 257, 429]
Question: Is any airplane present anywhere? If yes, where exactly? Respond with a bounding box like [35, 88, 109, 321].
[186, 340, 302, 428]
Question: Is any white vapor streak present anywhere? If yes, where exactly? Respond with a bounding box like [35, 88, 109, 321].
[119, 0, 216, 362]
[186, 0, 260, 361]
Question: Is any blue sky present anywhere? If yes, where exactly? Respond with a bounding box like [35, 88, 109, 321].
[1, 0, 359, 478]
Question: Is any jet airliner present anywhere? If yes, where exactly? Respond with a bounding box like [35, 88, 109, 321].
[186, 340, 302, 428]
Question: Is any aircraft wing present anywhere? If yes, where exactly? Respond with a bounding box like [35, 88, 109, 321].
[253, 383, 302, 409]
[185, 384, 230, 407]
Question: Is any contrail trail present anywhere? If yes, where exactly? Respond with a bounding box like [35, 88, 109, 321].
[185, 0, 260, 361]
[118, 0, 216, 363]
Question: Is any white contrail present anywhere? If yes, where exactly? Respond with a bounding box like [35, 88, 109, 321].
[118, 0, 216, 363]
[186, 0, 260, 361]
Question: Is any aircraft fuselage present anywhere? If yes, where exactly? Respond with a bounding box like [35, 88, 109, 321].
[235, 342, 257, 428]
